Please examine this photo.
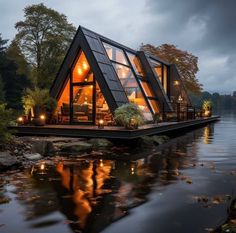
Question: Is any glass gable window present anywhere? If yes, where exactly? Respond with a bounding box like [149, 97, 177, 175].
[127, 52, 145, 77]
[72, 51, 91, 83]
[103, 42, 153, 121]
[150, 59, 168, 93]
[103, 42, 128, 65]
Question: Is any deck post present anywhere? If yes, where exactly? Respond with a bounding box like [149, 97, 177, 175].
[162, 102, 165, 122]
[177, 103, 180, 122]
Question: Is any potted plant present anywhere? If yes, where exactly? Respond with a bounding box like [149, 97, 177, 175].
[114, 103, 144, 129]
[22, 88, 57, 126]
[202, 100, 213, 117]
[153, 113, 160, 124]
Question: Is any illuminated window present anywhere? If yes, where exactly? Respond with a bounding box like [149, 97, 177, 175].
[127, 52, 145, 77]
[103, 42, 128, 65]
[72, 51, 91, 83]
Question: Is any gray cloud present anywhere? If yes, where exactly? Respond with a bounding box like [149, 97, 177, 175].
[0, 0, 235, 94]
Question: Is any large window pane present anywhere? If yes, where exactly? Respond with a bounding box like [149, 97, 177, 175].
[96, 82, 112, 124]
[72, 85, 93, 122]
[148, 99, 160, 113]
[163, 65, 168, 93]
[57, 77, 70, 123]
[139, 80, 155, 97]
[72, 51, 91, 83]
[127, 52, 145, 77]
[112, 63, 152, 120]
[103, 42, 128, 65]
[151, 59, 162, 83]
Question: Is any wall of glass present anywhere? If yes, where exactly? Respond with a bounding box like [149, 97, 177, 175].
[103, 42, 154, 120]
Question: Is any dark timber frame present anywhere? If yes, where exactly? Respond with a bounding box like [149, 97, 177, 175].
[50, 26, 191, 125]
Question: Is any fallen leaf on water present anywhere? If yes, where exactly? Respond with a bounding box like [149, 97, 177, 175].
[204, 227, 214, 232]
[186, 179, 193, 184]
[0, 224, 5, 228]
[230, 171, 236, 176]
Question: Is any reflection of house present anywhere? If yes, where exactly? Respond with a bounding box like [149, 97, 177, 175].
[50, 26, 190, 125]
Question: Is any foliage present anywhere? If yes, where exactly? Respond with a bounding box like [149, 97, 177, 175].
[14, 3, 76, 89]
[6, 40, 30, 77]
[114, 103, 144, 129]
[0, 34, 30, 110]
[141, 43, 202, 94]
[0, 75, 5, 103]
[189, 91, 236, 113]
[202, 100, 213, 111]
[22, 87, 56, 116]
[0, 104, 14, 141]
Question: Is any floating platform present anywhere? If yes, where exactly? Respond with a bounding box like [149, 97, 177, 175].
[10, 116, 220, 139]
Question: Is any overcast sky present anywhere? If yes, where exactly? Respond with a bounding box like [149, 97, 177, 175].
[0, 0, 235, 94]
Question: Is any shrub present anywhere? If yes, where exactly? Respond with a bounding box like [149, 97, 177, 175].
[114, 103, 144, 129]
[22, 88, 57, 118]
[0, 104, 14, 141]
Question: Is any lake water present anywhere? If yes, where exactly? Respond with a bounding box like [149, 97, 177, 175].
[0, 114, 236, 233]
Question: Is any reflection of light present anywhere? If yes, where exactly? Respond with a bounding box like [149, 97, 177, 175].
[40, 162, 45, 170]
[99, 159, 103, 167]
[203, 126, 210, 144]
[40, 115, 45, 120]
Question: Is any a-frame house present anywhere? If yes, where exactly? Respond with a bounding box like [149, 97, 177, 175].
[50, 26, 190, 125]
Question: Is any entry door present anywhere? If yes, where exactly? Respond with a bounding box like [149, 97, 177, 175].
[72, 84, 95, 124]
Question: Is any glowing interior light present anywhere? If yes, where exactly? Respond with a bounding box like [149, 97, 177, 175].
[78, 68, 82, 75]
[174, 80, 180, 86]
[83, 62, 88, 69]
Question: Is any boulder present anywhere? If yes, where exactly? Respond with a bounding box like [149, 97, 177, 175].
[31, 140, 55, 156]
[151, 135, 169, 145]
[60, 141, 93, 154]
[88, 138, 113, 148]
[0, 151, 21, 171]
[23, 153, 43, 160]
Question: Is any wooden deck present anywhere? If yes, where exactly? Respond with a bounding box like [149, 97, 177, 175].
[10, 116, 220, 139]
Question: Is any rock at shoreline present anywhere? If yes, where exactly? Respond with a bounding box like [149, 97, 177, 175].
[31, 140, 54, 156]
[60, 141, 93, 154]
[88, 138, 113, 148]
[0, 151, 21, 171]
[23, 153, 43, 161]
[140, 135, 170, 147]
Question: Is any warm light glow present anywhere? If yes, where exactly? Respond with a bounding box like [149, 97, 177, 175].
[83, 62, 88, 70]
[17, 117, 23, 122]
[99, 119, 104, 125]
[40, 115, 45, 120]
[40, 162, 45, 170]
[174, 80, 180, 86]
[90, 85, 93, 89]
[78, 67, 82, 75]
[131, 166, 135, 175]
[178, 95, 183, 102]
[99, 159, 104, 167]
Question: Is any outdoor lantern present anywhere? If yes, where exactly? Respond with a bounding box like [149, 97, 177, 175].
[40, 162, 45, 171]
[17, 116, 24, 125]
[98, 119, 104, 129]
[40, 115, 45, 120]
[174, 80, 180, 86]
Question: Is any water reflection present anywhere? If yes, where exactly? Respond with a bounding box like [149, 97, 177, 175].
[11, 130, 202, 233]
[1, 117, 236, 233]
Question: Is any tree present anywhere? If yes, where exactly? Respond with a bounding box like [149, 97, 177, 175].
[6, 40, 30, 77]
[0, 75, 5, 103]
[15, 3, 76, 89]
[141, 44, 202, 94]
[0, 34, 30, 110]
